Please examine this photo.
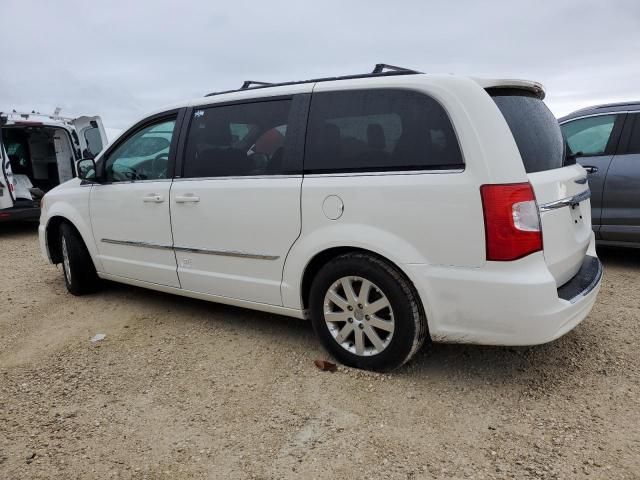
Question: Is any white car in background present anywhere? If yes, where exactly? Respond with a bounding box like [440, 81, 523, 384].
[38, 64, 602, 371]
[0, 110, 108, 222]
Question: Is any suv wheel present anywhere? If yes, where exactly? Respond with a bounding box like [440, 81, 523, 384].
[59, 223, 100, 295]
[309, 252, 428, 371]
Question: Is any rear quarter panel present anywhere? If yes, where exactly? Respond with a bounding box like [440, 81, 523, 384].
[282, 75, 530, 310]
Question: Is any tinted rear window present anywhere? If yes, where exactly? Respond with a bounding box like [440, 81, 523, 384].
[305, 89, 463, 173]
[490, 90, 565, 173]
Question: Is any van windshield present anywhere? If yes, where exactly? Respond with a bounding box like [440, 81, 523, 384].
[489, 89, 565, 173]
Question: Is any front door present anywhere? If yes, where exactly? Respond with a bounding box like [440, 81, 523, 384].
[0, 133, 16, 210]
[170, 95, 309, 305]
[90, 113, 182, 287]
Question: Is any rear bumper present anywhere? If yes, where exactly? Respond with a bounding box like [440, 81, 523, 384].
[406, 240, 602, 346]
[0, 206, 40, 222]
[557, 255, 602, 303]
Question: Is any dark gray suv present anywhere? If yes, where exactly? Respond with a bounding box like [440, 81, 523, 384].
[560, 102, 640, 248]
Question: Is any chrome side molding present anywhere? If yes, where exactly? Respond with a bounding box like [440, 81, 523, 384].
[101, 238, 173, 250]
[539, 189, 591, 212]
[101, 239, 279, 260]
[173, 246, 279, 260]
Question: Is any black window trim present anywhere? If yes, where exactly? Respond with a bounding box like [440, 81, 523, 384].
[560, 111, 627, 159]
[175, 94, 310, 179]
[96, 107, 186, 184]
[616, 112, 640, 156]
[302, 87, 465, 175]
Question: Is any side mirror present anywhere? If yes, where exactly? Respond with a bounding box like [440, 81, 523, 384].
[77, 158, 97, 181]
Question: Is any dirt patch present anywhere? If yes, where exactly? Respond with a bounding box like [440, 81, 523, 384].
[0, 223, 638, 479]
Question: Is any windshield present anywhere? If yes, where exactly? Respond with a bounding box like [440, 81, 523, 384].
[489, 89, 565, 173]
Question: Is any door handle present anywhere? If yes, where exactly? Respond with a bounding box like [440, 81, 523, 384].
[142, 194, 164, 203]
[175, 194, 200, 203]
[583, 166, 598, 174]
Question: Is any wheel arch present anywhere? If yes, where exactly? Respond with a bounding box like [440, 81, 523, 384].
[45, 216, 84, 264]
[298, 246, 424, 316]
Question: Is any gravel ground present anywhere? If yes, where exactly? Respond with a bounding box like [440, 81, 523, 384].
[0, 223, 638, 479]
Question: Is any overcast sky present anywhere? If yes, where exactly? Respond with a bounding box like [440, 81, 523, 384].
[2, 0, 639, 140]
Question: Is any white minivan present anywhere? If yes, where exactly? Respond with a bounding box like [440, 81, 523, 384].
[0, 110, 107, 222]
[38, 65, 602, 370]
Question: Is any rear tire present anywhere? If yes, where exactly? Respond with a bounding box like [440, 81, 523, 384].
[59, 223, 100, 295]
[309, 252, 428, 371]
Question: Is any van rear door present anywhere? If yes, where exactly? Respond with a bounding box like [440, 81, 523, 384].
[490, 89, 593, 286]
[0, 125, 16, 210]
[72, 116, 108, 161]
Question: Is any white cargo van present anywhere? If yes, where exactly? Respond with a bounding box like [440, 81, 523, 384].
[0, 110, 107, 222]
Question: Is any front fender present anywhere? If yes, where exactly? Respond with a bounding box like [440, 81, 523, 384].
[42, 182, 103, 271]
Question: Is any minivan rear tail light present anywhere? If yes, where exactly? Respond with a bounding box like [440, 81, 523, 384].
[480, 182, 542, 261]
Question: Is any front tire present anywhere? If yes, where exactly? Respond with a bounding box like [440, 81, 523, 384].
[309, 252, 428, 371]
[59, 223, 100, 295]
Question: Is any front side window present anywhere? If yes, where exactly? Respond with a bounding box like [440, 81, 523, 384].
[561, 115, 617, 157]
[182, 100, 292, 178]
[304, 89, 463, 173]
[104, 118, 176, 182]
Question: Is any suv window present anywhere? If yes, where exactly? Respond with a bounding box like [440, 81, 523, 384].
[182, 100, 292, 178]
[304, 89, 463, 173]
[561, 115, 617, 156]
[104, 118, 176, 182]
[490, 90, 565, 173]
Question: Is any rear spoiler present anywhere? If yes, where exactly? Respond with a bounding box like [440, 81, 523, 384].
[472, 78, 546, 100]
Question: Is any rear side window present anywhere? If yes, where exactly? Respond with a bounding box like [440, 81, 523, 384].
[621, 113, 640, 155]
[490, 90, 565, 173]
[561, 115, 617, 156]
[304, 89, 463, 173]
[182, 100, 292, 178]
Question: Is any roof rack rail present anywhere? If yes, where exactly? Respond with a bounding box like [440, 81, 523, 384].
[372, 63, 420, 74]
[0, 109, 75, 123]
[205, 63, 422, 97]
[241, 80, 274, 90]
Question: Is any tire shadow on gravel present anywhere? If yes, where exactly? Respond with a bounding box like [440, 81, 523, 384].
[405, 315, 608, 393]
[96, 279, 601, 390]
[96, 279, 314, 340]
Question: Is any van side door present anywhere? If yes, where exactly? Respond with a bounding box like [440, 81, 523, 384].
[169, 93, 310, 305]
[600, 112, 640, 244]
[0, 130, 16, 210]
